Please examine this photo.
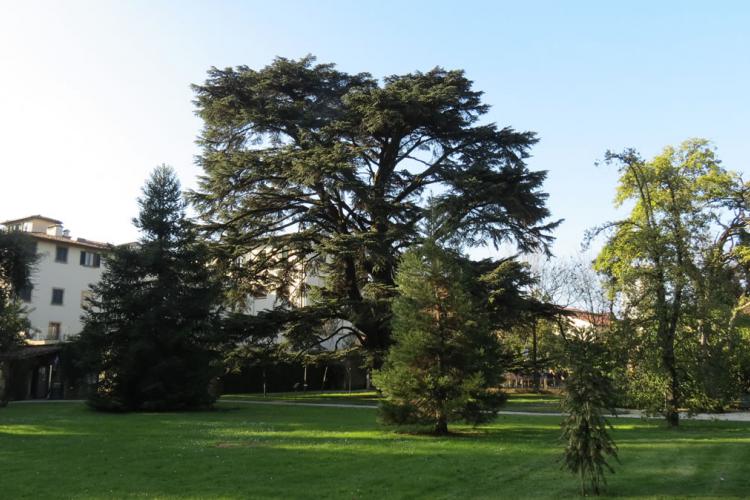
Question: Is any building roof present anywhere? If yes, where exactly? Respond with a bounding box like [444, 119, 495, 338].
[28, 232, 110, 250]
[0, 344, 62, 361]
[2, 214, 110, 250]
[2, 215, 63, 226]
[563, 307, 613, 327]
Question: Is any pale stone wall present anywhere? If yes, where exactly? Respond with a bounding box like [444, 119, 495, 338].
[23, 239, 106, 342]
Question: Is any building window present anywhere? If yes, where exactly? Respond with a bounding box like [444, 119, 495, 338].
[55, 246, 68, 263]
[48, 322, 61, 340]
[80, 251, 101, 268]
[17, 284, 33, 302]
[51, 288, 64, 305]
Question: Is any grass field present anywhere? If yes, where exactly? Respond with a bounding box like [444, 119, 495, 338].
[1, 400, 749, 499]
[221, 390, 382, 406]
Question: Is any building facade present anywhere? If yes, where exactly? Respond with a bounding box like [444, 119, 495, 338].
[1, 215, 361, 397]
[3, 215, 109, 344]
[1, 215, 109, 400]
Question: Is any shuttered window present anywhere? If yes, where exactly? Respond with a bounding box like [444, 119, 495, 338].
[80, 251, 101, 268]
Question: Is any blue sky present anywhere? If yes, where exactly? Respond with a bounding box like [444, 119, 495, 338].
[1, 1, 748, 258]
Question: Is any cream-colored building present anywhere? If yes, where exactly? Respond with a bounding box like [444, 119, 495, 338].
[2, 215, 109, 344]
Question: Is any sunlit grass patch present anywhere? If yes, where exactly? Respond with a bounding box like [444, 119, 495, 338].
[0, 401, 748, 499]
[0, 423, 82, 436]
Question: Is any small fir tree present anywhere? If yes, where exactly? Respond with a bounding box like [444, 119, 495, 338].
[76, 166, 222, 411]
[561, 335, 619, 496]
[373, 240, 507, 434]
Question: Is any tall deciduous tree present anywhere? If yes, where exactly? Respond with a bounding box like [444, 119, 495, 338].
[373, 239, 508, 434]
[190, 56, 559, 361]
[592, 139, 749, 425]
[76, 166, 222, 411]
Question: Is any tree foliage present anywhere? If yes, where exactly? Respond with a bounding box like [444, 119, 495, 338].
[472, 256, 568, 391]
[0, 229, 36, 353]
[561, 335, 619, 496]
[372, 239, 508, 434]
[592, 139, 750, 424]
[190, 56, 559, 359]
[76, 166, 223, 411]
[0, 229, 37, 405]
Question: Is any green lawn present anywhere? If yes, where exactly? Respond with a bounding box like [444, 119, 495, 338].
[503, 392, 562, 413]
[221, 390, 382, 406]
[1, 401, 749, 499]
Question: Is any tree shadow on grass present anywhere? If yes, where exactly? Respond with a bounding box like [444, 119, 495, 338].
[2, 403, 750, 499]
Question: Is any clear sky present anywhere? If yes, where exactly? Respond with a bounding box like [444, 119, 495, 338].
[1, 1, 748, 258]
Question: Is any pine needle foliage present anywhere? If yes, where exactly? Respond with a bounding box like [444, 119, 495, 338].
[560, 335, 619, 496]
[190, 56, 560, 359]
[76, 166, 222, 412]
[373, 239, 507, 435]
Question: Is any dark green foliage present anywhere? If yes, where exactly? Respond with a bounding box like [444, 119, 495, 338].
[190, 56, 559, 360]
[0, 230, 36, 350]
[0, 229, 37, 404]
[477, 258, 568, 391]
[0, 230, 36, 299]
[76, 166, 222, 411]
[373, 240, 508, 434]
[561, 336, 619, 496]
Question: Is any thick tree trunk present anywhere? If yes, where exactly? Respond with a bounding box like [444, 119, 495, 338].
[434, 413, 448, 435]
[664, 287, 682, 427]
[0, 361, 9, 406]
[664, 341, 680, 427]
[655, 268, 680, 427]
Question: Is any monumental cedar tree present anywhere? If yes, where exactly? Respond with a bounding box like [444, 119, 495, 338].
[191, 56, 560, 361]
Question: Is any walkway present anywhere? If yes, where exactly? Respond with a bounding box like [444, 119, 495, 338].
[12, 398, 750, 421]
[220, 399, 750, 421]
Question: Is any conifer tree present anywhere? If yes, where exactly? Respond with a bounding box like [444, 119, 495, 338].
[560, 335, 619, 496]
[373, 239, 507, 434]
[191, 56, 560, 361]
[77, 166, 222, 411]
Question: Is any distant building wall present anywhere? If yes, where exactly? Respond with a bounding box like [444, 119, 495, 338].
[2, 215, 109, 343]
[24, 238, 106, 341]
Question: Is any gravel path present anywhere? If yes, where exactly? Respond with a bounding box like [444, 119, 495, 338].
[11, 398, 750, 421]
[220, 399, 750, 421]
